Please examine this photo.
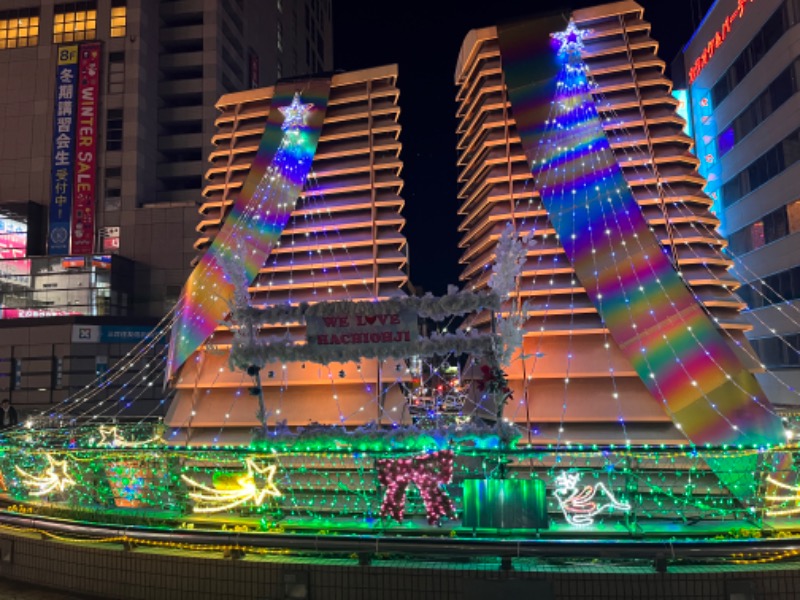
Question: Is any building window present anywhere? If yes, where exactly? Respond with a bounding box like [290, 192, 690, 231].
[721, 127, 800, 208]
[0, 8, 40, 50]
[107, 51, 125, 94]
[106, 109, 123, 151]
[53, 3, 97, 44]
[752, 334, 800, 368]
[110, 1, 126, 38]
[739, 263, 800, 309]
[729, 200, 800, 256]
[719, 59, 799, 157]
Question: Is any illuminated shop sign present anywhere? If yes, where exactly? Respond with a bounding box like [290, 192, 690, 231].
[71, 42, 101, 255]
[689, 0, 755, 84]
[0, 214, 29, 278]
[48, 45, 79, 255]
[0, 308, 78, 319]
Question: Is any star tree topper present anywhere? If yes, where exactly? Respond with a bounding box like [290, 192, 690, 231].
[550, 20, 590, 57]
[279, 92, 313, 131]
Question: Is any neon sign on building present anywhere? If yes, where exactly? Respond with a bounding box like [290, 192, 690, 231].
[689, 0, 756, 84]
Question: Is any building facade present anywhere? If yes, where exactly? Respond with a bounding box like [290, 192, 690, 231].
[455, 1, 766, 443]
[0, 0, 332, 416]
[165, 65, 410, 444]
[0, 0, 332, 318]
[677, 0, 800, 404]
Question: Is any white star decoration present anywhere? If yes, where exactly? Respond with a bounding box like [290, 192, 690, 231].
[278, 92, 313, 131]
[16, 454, 75, 496]
[181, 458, 282, 513]
[551, 20, 590, 56]
[98, 425, 163, 448]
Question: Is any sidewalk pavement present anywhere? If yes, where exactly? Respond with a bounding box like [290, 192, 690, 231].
[0, 579, 89, 600]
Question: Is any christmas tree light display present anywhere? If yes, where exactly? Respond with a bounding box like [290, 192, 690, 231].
[167, 86, 330, 380]
[517, 20, 784, 449]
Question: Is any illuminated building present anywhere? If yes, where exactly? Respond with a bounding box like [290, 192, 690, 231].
[676, 0, 800, 403]
[0, 0, 331, 407]
[165, 66, 410, 443]
[456, 1, 764, 443]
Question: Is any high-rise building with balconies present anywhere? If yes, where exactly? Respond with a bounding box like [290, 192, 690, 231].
[455, 1, 769, 444]
[165, 65, 409, 443]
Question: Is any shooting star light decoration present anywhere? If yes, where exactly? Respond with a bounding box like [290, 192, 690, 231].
[97, 425, 163, 448]
[764, 476, 800, 516]
[16, 454, 75, 497]
[181, 458, 281, 514]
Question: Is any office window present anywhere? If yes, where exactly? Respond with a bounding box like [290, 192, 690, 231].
[107, 51, 125, 94]
[0, 8, 39, 50]
[110, 1, 126, 38]
[106, 109, 123, 151]
[53, 3, 97, 44]
[788, 199, 800, 234]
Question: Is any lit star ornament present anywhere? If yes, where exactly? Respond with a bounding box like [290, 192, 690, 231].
[550, 20, 590, 57]
[181, 458, 281, 514]
[278, 92, 313, 131]
[98, 425, 163, 448]
[16, 454, 75, 497]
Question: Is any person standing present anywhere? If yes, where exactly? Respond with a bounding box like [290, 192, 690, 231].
[0, 399, 18, 429]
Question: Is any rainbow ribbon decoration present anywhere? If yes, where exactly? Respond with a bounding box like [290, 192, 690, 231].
[497, 19, 784, 449]
[167, 80, 331, 381]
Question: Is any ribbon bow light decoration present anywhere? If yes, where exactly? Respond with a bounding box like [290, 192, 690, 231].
[376, 450, 456, 525]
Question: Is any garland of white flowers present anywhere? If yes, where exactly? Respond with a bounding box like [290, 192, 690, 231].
[241, 285, 501, 326]
[225, 225, 530, 371]
[489, 224, 532, 368]
[230, 329, 497, 370]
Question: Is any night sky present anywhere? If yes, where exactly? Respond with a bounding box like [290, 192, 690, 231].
[332, 0, 710, 295]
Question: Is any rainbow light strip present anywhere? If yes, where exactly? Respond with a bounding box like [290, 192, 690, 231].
[167, 80, 331, 380]
[497, 20, 783, 448]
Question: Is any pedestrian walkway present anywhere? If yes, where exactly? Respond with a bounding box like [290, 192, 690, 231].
[0, 579, 88, 600]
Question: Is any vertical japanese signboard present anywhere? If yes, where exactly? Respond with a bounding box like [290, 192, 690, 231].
[48, 45, 79, 255]
[71, 42, 101, 255]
